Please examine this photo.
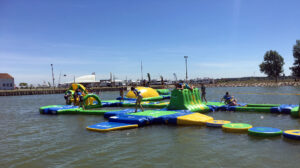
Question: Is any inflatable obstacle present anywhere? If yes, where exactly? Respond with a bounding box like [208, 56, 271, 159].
[167, 88, 210, 112]
[125, 87, 165, 101]
[63, 83, 103, 108]
[116, 87, 171, 101]
[83, 94, 102, 109]
[67, 83, 88, 94]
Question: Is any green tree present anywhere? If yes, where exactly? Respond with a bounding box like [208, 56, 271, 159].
[19, 83, 28, 87]
[289, 40, 300, 77]
[259, 50, 284, 82]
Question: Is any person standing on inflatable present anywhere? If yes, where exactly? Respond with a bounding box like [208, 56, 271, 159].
[201, 83, 207, 103]
[119, 87, 124, 102]
[131, 87, 144, 112]
[64, 90, 72, 105]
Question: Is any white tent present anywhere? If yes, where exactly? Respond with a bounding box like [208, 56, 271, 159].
[64, 75, 96, 84]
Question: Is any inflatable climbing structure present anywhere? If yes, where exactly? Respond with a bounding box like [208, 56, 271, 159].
[167, 88, 210, 112]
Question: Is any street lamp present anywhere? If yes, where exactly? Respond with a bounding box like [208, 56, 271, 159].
[50, 64, 55, 87]
[184, 56, 188, 82]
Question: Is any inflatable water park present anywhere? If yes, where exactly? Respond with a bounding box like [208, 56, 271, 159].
[39, 83, 300, 140]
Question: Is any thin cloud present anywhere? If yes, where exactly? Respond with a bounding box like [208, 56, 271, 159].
[196, 61, 258, 68]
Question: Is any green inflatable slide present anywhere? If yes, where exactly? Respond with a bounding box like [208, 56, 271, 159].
[167, 88, 210, 112]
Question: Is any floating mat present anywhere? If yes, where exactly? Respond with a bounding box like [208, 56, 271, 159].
[121, 101, 169, 108]
[248, 127, 282, 137]
[233, 107, 272, 113]
[222, 123, 253, 133]
[206, 120, 231, 128]
[159, 112, 194, 125]
[246, 104, 280, 107]
[283, 130, 300, 140]
[108, 115, 152, 126]
[130, 110, 179, 124]
[156, 89, 170, 95]
[58, 108, 116, 115]
[87, 122, 138, 132]
[177, 113, 213, 126]
[162, 95, 171, 99]
[102, 100, 122, 107]
[104, 109, 137, 119]
[39, 105, 118, 115]
[130, 110, 178, 118]
[40, 105, 79, 114]
[116, 96, 164, 101]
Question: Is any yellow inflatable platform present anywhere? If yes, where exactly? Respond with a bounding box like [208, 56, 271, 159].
[177, 113, 214, 126]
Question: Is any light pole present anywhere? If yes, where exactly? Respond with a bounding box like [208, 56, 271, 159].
[184, 56, 188, 83]
[50, 64, 55, 87]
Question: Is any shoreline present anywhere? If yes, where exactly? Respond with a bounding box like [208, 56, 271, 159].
[203, 81, 300, 87]
[1, 81, 300, 96]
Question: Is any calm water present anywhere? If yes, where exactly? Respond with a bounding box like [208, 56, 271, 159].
[1, 87, 300, 168]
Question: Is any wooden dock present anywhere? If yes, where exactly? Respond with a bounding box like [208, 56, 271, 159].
[0, 85, 172, 96]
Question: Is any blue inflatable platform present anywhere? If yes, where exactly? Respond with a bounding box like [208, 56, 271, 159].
[86, 122, 138, 132]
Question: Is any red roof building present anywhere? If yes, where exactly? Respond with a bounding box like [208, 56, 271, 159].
[0, 73, 14, 79]
[0, 73, 14, 90]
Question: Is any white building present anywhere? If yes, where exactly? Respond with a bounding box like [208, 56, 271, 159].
[0, 73, 14, 90]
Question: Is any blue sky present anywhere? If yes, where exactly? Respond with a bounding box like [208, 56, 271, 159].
[1, 0, 300, 85]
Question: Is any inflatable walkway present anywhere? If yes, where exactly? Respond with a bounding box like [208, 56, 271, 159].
[206, 102, 299, 117]
[167, 88, 210, 112]
[86, 110, 214, 132]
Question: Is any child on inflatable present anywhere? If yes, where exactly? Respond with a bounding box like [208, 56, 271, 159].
[228, 96, 240, 106]
[221, 92, 240, 106]
[64, 90, 72, 105]
[175, 81, 194, 91]
[74, 89, 85, 109]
